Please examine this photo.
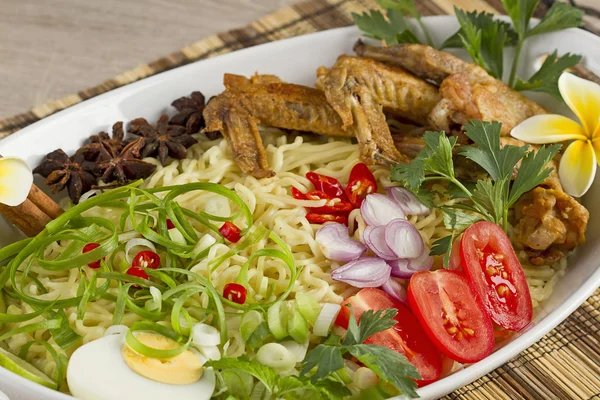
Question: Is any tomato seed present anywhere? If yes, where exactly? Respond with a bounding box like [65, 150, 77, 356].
[464, 328, 475, 336]
[496, 285, 509, 296]
[447, 326, 458, 334]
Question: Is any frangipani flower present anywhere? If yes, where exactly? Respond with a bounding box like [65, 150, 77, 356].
[0, 157, 33, 206]
[511, 72, 600, 197]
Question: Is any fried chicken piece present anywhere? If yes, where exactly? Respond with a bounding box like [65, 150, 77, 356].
[315, 56, 442, 165]
[204, 71, 415, 177]
[316, 56, 441, 126]
[203, 74, 354, 177]
[513, 187, 589, 265]
[354, 41, 547, 135]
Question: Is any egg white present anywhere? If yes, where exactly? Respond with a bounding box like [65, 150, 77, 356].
[67, 334, 215, 400]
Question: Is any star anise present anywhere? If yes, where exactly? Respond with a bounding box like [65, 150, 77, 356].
[75, 121, 131, 168]
[171, 92, 221, 140]
[33, 149, 96, 204]
[96, 138, 157, 185]
[128, 114, 197, 166]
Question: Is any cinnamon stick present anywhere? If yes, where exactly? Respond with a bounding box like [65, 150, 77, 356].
[0, 198, 52, 237]
[27, 185, 64, 219]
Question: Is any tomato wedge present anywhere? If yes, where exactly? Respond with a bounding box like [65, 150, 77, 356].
[336, 288, 442, 386]
[460, 221, 533, 331]
[408, 270, 494, 363]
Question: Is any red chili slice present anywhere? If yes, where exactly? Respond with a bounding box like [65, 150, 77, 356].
[223, 283, 247, 304]
[82, 243, 103, 269]
[219, 221, 242, 243]
[126, 266, 149, 281]
[132, 250, 161, 270]
[345, 163, 377, 208]
[306, 213, 348, 225]
[166, 219, 176, 230]
[306, 172, 347, 199]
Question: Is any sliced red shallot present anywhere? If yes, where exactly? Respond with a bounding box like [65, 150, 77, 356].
[331, 257, 391, 288]
[381, 278, 408, 304]
[384, 219, 424, 259]
[316, 223, 366, 262]
[360, 194, 406, 227]
[387, 187, 430, 216]
[363, 226, 397, 260]
[388, 247, 434, 279]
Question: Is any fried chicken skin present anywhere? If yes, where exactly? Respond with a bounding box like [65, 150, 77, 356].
[315, 56, 441, 165]
[203, 74, 352, 177]
[204, 71, 418, 177]
[354, 41, 547, 135]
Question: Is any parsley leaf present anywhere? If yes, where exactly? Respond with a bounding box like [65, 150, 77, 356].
[352, 9, 419, 45]
[431, 235, 452, 256]
[460, 120, 528, 182]
[527, 2, 584, 37]
[344, 308, 398, 345]
[420, 131, 457, 179]
[501, 0, 539, 39]
[377, 0, 435, 46]
[301, 307, 420, 398]
[346, 344, 420, 398]
[441, 207, 483, 231]
[502, 0, 584, 88]
[515, 51, 582, 100]
[471, 179, 507, 224]
[207, 357, 279, 393]
[508, 143, 561, 206]
[455, 8, 510, 79]
[301, 344, 345, 382]
[442, 10, 517, 49]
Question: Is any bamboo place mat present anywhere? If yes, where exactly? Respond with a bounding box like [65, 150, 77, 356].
[2, 0, 600, 399]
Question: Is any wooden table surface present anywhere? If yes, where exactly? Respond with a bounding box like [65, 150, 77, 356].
[2, 0, 598, 120]
[0, 0, 296, 119]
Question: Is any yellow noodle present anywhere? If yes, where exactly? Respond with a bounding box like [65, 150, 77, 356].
[1, 129, 567, 383]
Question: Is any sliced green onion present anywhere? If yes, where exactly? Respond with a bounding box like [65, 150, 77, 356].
[294, 293, 321, 326]
[287, 305, 309, 343]
[267, 302, 287, 340]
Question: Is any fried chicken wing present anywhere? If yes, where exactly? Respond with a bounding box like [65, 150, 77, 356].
[314, 56, 441, 165]
[316, 56, 441, 126]
[354, 41, 547, 135]
[203, 75, 352, 177]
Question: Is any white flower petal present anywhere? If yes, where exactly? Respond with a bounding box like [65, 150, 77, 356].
[510, 114, 586, 144]
[559, 140, 597, 197]
[558, 72, 600, 138]
[0, 157, 33, 206]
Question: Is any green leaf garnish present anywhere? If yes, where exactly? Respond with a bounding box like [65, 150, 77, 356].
[515, 51, 582, 100]
[442, 10, 517, 49]
[300, 308, 420, 398]
[526, 2, 585, 38]
[392, 120, 561, 236]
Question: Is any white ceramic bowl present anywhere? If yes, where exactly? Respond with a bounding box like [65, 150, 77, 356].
[0, 16, 599, 400]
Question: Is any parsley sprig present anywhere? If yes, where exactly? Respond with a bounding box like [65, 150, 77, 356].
[301, 308, 421, 398]
[353, 0, 584, 100]
[352, 0, 434, 46]
[501, 0, 584, 90]
[391, 120, 560, 264]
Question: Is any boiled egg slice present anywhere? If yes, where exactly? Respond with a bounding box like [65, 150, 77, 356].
[67, 334, 215, 400]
